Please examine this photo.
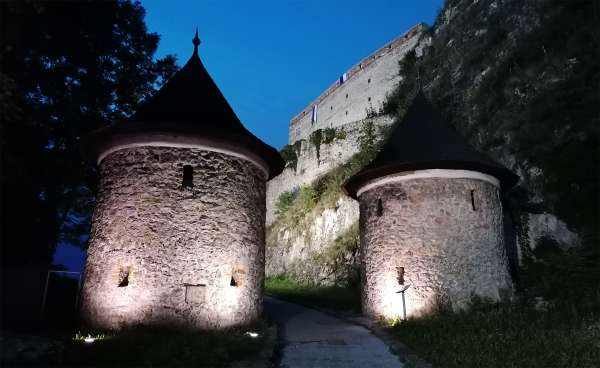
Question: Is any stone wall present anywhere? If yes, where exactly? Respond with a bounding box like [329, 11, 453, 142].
[358, 175, 513, 319]
[266, 197, 359, 284]
[81, 146, 266, 330]
[266, 115, 393, 224]
[289, 24, 428, 143]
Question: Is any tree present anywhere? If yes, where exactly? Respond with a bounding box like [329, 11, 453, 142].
[0, 0, 177, 325]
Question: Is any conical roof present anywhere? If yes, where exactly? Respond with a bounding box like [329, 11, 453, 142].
[84, 31, 284, 179]
[343, 91, 518, 198]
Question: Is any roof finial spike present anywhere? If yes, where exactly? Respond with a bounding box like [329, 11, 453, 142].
[192, 27, 201, 55]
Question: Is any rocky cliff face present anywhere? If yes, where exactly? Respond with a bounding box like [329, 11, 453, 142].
[266, 118, 391, 285]
[388, 0, 598, 251]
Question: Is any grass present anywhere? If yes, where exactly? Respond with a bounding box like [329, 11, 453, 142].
[265, 276, 361, 313]
[387, 298, 600, 368]
[401, 242, 600, 368]
[3, 322, 269, 367]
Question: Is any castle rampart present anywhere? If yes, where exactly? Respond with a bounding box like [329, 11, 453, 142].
[288, 23, 428, 143]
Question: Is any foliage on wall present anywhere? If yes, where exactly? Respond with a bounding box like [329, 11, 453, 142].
[313, 223, 360, 286]
[280, 140, 303, 171]
[270, 120, 388, 236]
[309, 129, 323, 162]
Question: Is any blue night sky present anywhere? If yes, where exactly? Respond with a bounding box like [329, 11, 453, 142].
[53, 0, 443, 271]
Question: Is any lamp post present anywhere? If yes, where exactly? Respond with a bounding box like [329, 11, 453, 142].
[396, 284, 411, 320]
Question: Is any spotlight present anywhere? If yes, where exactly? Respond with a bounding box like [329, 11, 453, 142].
[84, 335, 95, 344]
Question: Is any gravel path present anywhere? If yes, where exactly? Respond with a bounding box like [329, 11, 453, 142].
[265, 296, 403, 368]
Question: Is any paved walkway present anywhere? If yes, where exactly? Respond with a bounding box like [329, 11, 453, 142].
[265, 297, 403, 368]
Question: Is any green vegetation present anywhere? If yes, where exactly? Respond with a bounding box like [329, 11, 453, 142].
[0, 0, 179, 325]
[309, 127, 347, 162]
[4, 323, 269, 367]
[280, 140, 303, 171]
[310, 129, 324, 161]
[273, 186, 318, 230]
[270, 120, 384, 233]
[265, 276, 361, 313]
[267, 120, 384, 284]
[314, 223, 360, 285]
[388, 296, 600, 368]
[274, 190, 295, 219]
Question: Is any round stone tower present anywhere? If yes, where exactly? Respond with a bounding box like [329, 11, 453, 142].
[344, 92, 518, 320]
[80, 31, 284, 330]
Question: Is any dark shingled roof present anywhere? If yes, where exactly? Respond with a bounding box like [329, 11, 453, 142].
[343, 91, 518, 198]
[84, 32, 284, 179]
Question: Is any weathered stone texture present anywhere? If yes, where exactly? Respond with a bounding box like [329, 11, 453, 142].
[266, 197, 359, 284]
[81, 147, 266, 329]
[359, 176, 512, 319]
[266, 115, 393, 225]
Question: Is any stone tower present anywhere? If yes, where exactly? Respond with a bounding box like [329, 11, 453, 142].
[80, 32, 284, 330]
[343, 92, 518, 319]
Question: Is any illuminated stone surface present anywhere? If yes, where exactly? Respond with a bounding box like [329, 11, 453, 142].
[81, 147, 266, 329]
[358, 176, 513, 319]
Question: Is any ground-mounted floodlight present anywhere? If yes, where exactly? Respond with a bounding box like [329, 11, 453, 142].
[84, 335, 95, 344]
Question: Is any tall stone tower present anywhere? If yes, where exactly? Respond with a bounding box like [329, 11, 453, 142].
[344, 92, 518, 319]
[80, 32, 284, 330]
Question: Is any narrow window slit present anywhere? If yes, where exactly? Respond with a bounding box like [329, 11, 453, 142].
[118, 267, 130, 287]
[470, 190, 477, 211]
[376, 198, 383, 216]
[182, 165, 194, 188]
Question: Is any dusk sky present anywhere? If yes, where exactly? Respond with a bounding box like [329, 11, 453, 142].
[53, 0, 443, 271]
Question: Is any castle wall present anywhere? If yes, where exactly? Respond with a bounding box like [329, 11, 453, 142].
[358, 173, 512, 319]
[266, 115, 393, 224]
[289, 24, 427, 143]
[81, 147, 266, 330]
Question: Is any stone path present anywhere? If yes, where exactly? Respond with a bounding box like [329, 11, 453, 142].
[265, 297, 403, 368]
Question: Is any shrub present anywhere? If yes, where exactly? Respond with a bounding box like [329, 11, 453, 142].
[322, 128, 337, 144]
[275, 191, 295, 219]
[280, 144, 298, 171]
[309, 129, 323, 161]
[316, 223, 360, 286]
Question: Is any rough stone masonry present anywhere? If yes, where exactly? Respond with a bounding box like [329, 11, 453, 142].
[358, 177, 513, 319]
[80, 147, 267, 329]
